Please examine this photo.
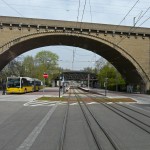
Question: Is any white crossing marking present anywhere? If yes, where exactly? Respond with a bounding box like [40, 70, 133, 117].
[70, 102, 78, 105]
[24, 100, 99, 107]
[24, 100, 58, 106]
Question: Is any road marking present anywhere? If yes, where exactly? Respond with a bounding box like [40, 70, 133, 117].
[23, 100, 35, 106]
[87, 102, 98, 105]
[24, 100, 100, 106]
[16, 102, 59, 150]
[70, 102, 78, 105]
[24, 100, 58, 106]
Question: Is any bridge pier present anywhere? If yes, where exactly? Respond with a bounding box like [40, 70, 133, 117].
[145, 81, 150, 93]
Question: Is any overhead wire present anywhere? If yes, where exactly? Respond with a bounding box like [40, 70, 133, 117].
[135, 6, 150, 24]
[1, 3, 149, 20]
[77, 0, 81, 22]
[97, 0, 149, 72]
[7, 3, 149, 13]
[133, 10, 143, 25]
[72, 0, 93, 70]
[1, 0, 23, 17]
[72, 0, 95, 70]
[116, 6, 150, 45]
[2, 0, 149, 70]
[89, 0, 92, 23]
[138, 16, 150, 27]
[80, 0, 96, 69]
[115, 0, 140, 30]
[72, 0, 81, 70]
[87, 0, 103, 70]
[13, 0, 149, 8]
[79, 0, 95, 69]
[2, 0, 149, 18]
[80, 0, 87, 26]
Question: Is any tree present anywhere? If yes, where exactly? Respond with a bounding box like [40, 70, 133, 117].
[22, 56, 35, 77]
[97, 63, 126, 91]
[94, 58, 106, 74]
[34, 50, 59, 85]
[0, 57, 25, 78]
[0, 50, 60, 87]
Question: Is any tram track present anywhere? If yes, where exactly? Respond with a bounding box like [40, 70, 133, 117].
[57, 87, 150, 150]
[80, 88, 150, 135]
[113, 103, 150, 119]
[82, 87, 150, 119]
[73, 88, 121, 150]
[57, 88, 72, 150]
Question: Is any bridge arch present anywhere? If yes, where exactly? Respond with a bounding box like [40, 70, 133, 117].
[0, 31, 148, 91]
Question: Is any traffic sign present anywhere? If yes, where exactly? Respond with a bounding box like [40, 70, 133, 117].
[43, 73, 48, 78]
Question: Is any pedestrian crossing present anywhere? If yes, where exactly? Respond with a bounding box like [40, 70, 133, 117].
[24, 100, 98, 107]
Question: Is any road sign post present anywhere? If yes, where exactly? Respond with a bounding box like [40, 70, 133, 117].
[43, 73, 49, 95]
[43, 73, 48, 79]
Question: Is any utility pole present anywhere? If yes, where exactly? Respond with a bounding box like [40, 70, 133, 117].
[59, 76, 61, 98]
[59, 72, 61, 98]
[72, 49, 75, 70]
[133, 17, 136, 26]
[116, 70, 118, 92]
[104, 78, 108, 96]
[88, 74, 90, 90]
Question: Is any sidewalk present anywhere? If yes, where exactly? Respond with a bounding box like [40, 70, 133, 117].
[80, 87, 150, 104]
[0, 87, 66, 101]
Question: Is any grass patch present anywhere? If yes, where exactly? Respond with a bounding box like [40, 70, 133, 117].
[36, 97, 135, 103]
[37, 96, 68, 101]
[96, 98, 135, 102]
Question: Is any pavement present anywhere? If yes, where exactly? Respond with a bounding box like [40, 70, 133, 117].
[0, 87, 64, 102]
[0, 87, 150, 150]
[81, 87, 150, 104]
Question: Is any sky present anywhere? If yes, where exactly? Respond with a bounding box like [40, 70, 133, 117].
[0, 0, 150, 70]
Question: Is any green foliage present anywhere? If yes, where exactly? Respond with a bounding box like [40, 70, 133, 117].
[0, 50, 60, 87]
[22, 56, 35, 77]
[34, 51, 59, 84]
[97, 63, 126, 91]
[0, 58, 25, 79]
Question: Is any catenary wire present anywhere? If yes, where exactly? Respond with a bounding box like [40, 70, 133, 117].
[115, 0, 140, 30]
[1, 0, 23, 17]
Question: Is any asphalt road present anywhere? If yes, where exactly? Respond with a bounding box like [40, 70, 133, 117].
[0, 88, 150, 150]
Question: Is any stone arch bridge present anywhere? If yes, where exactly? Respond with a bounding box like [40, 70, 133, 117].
[0, 16, 150, 92]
